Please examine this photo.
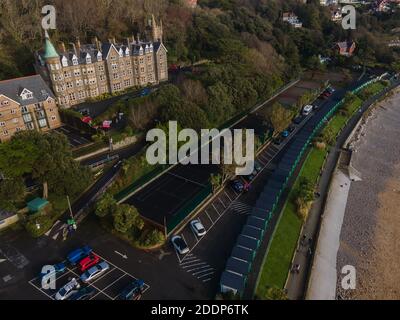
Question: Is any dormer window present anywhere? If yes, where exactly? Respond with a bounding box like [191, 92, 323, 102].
[72, 55, 78, 66]
[149, 44, 153, 52]
[86, 53, 92, 64]
[61, 56, 68, 67]
[145, 44, 149, 53]
[20, 89, 33, 101]
[97, 51, 102, 62]
[119, 48, 124, 57]
[125, 48, 130, 56]
[139, 47, 144, 55]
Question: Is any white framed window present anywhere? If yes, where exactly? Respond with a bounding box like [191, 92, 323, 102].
[38, 118, 47, 128]
[16, 127, 22, 132]
[0, 122, 5, 127]
[51, 116, 56, 121]
[1, 100, 9, 106]
[10, 109, 16, 114]
[3, 130, 9, 136]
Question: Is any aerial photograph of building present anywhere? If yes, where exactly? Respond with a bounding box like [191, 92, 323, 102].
[0, 0, 399, 313]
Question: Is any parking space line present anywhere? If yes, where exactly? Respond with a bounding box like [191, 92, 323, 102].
[218, 198, 227, 209]
[101, 273, 128, 292]
[181, 262, 207, 269]
[198, 271, 215, 279]
[224, 191, 232, 202]
[28, 279, 54, 300]
[193, 268, 214, 276]
[212, 204, 221, 216]
[202, 278, 212, 283]
[205, 211, 214, 224]
[186, 265, 211, 273]
[180, 258, 200, 265]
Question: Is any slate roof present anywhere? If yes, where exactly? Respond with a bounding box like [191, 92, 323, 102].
[0, 75, 55, 106]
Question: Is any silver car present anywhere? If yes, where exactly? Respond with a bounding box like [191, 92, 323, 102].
[55, 278, 80, 300]
[80, 261, 110, 283]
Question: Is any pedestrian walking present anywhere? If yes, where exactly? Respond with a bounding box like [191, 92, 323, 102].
[308, 248, 312, 257]
[301, 234, 307, 246]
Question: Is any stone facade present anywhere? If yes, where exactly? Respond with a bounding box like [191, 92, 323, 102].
[0, 75, 61, 143]
[35, 16, 168, 109]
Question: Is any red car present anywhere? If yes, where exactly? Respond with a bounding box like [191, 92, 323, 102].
[79, 253, 100, 272]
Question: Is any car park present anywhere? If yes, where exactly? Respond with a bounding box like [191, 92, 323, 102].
[190, 220, 207, 237]
[79, 253, 100, 272]
[119, 280, 145, 300]
[302, 105, 313, 116]
[80, 261, 110, 283]
[55, 278, 81, 300]
[39, 262, 66, 281]
[69, 287, 97, 300]
[67, 246, 92, 265]
[231, 179, 244, 193]
[171, 235, 190, 255]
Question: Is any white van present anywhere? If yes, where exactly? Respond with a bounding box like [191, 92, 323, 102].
[302, 105, 313, 116]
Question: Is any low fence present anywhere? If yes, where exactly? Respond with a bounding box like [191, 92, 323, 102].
[166, 184, 213, 235]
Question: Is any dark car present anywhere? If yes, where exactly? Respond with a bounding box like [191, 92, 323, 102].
[273, 136, 285, 145]
[288, 124, 296, 133]
[69, 287, 97, 300]
[293, 116, 303, 125]
[231, 179, 244, 193]
[119, 280, 145, 300]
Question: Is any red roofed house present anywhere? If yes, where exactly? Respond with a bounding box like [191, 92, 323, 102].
[337, 41, 356, 57]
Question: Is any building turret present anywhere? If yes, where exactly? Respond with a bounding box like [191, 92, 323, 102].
[43, 30, 59, 60]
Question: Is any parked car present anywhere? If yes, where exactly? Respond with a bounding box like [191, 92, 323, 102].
[79, 253, 100, 272]
[288, 124, 296, 133]
[80, 261, 110, 283]
[190, 220, 207, 237]
[273, 136, 285, 145]
[119, 280, 145, 300]
[281, 130, 290, 138]
[171, 235, 189, 255]
[67, 246, 92, 265]
[39, 262, 66, 281]
[326, 86, 335, 94]
[69, 287, 97, 300]
[302, 105, 313, 116]
[254, 161, 263, 173]
[55, 278, 80, 300]
[293, 116, 303, 125]
[231, 179, 244, 193]
[140, 88, 151, 97]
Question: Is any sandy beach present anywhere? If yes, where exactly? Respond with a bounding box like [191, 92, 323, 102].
[336, 88, 400, 299]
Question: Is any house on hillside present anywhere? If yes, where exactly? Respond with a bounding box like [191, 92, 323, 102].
[337, 41, 356, 57]
[282, 12, 303, 28]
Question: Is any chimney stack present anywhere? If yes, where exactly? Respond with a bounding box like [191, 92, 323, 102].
[69, 43, 77, 55]
[113, 37, 116, 45]
[108, 38, 113, 44]
[59, 42, 66, 52]
[76, 38, 81, 54]
[93, 36, 100, 50]
[126, 37, 130, 46]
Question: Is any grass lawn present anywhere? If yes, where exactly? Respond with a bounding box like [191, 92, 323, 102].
[256, 147, 327, 297]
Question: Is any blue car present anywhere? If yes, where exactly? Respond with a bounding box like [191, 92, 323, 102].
[39, 262, 66, 280]
[67, 246, 92, 265]
[119, 280, 145, 300]
[231, 180, 244, 193]
[281, 130, 289, 138]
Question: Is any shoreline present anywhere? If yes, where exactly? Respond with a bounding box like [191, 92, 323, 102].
[336, 88, 400, 299]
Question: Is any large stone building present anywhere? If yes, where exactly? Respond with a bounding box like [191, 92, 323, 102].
[35, 15, 168, 108]
[0, 75, 61, 142]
